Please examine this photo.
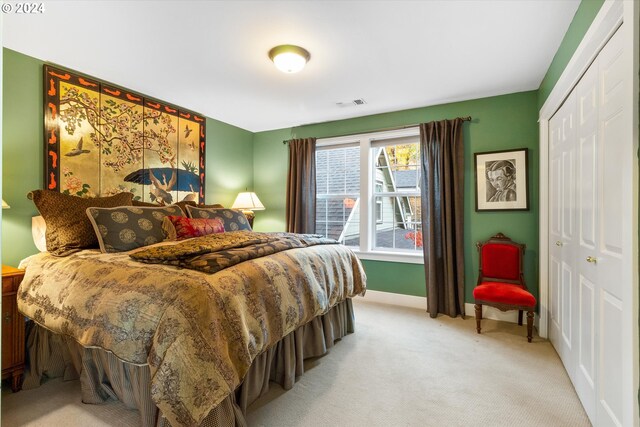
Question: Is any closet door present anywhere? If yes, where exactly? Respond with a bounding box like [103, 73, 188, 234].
[592, 27, 629, 427]
[574, 52, 598, 422]
[548, 90, 577, 381]
[548, 25, 631, 427]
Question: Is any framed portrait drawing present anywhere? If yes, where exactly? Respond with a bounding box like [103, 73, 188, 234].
[474, 148, 529, 211]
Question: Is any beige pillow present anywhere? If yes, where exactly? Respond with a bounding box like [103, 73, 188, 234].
[31, 216, 47, 252]
[28, 190, 134, 256]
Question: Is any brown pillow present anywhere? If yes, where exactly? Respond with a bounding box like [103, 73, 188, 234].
[132, 199, 163, 207]
[28, 190, 134, 256]
[176, 200, 196, 213]
[131, 200, 222, 215]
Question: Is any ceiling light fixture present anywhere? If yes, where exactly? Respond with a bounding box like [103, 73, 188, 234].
[268, 45, 310, 74]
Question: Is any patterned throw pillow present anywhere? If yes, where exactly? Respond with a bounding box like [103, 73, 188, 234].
[185, 206, 252, 231]
[86, 205, 185, 253]
[162, 216, 225, 240]
[28, 189, 134, 256]
[132, 199, 225, 212]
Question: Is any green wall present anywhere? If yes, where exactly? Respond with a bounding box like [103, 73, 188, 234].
[1, 48, 254, 267]
[253, 91, 539, 302]
[537, 0, 605, 110]
[2, 0, 608, 304]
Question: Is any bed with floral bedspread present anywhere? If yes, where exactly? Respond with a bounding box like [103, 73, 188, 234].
[18, 231, 366, 426]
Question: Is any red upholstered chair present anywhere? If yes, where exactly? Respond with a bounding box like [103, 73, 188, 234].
[473, 233, 536, 342]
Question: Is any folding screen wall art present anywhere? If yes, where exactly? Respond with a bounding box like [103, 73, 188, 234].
[44, 65, 207, 204]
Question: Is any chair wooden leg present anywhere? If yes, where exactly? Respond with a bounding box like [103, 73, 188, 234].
[526, 311, 534, 343]
[474, 304, 482, 334]
[518, 310, 523, 326]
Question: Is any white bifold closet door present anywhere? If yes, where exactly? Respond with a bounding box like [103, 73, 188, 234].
[548, 25, 632, 427]
[549, 88, 577, 382]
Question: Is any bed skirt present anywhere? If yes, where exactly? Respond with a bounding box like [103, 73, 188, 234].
[22, 298, 355, 427]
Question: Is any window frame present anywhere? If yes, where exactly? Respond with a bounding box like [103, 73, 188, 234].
[316, 127, 423, 264]
[374, 179, 384, 224]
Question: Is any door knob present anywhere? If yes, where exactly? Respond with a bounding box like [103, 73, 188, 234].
[556, 241, 563, 247]
[586, 256, 597, 263]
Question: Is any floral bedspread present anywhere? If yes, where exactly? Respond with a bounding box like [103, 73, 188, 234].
[17, 234, 366, 426]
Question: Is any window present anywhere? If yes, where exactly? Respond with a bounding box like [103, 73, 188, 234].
[315, 145, 360, 245]
[315, 128, 423, 263]
[372, 140, 421, 252]
[375, 180, 384, 224]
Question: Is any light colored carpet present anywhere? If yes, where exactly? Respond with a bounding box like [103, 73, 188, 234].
[1, 300, 590, 427]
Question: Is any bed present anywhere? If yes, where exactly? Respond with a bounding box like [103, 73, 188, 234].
[17, 230, 366, 426]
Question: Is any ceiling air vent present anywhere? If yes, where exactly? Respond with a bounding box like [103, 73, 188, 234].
[336, 99, 366, 107]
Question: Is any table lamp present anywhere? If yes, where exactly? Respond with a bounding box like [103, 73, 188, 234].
[231, 191, 265, 228]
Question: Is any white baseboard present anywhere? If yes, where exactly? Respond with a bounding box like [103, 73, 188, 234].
[358, 291, 539, 328]
[465, 303, 540, 329]
[359, 290, 426, 310]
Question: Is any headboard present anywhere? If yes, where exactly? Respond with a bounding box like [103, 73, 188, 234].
[44, 65, 206, 205]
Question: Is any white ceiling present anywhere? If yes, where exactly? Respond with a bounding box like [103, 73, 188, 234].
[3, 0, 580, 132]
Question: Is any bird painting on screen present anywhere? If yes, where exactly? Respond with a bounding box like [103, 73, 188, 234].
[124, 167, 200, 205]
[184, 124, 193, 138]
[149, 169, 177, 204]
[181, 193, 197, 202]
[65, 137, 90, 156]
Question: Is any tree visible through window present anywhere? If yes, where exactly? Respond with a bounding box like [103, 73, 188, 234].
[373, 142, 422, 251]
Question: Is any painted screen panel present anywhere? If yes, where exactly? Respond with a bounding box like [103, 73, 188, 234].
[44, 65, 206, 203]
[99, 86, 144, 199]
[141, 101, 179, 205]
[57, 78, 101, 196]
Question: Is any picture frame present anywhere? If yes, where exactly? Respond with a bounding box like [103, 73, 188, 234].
[43, 64, 207, 204]
[474, 148, 529, 211]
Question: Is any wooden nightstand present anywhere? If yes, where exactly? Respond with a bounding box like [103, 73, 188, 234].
[2, 265, 25, 392]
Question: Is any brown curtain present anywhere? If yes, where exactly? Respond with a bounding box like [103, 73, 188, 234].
[420, 119, 465, 318]
[286, 138, 317, 233]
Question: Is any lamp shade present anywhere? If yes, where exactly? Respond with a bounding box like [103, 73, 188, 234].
[2, 199, 10, 209]
[231, 192, 265, 211]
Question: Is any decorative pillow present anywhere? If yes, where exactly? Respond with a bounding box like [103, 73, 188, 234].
[162, 216, 225, 240]
[86, 205, 185, 253]
[31, 216, 47, 252]
[133, 200, 224, 212]
[28, 189, 134, 256]
[131, 199, 163, 207]
[197, 203, 225, 209]
[185, 206, 252, 231]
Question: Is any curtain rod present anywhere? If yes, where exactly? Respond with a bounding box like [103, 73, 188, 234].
[281, 116, 472, 144]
